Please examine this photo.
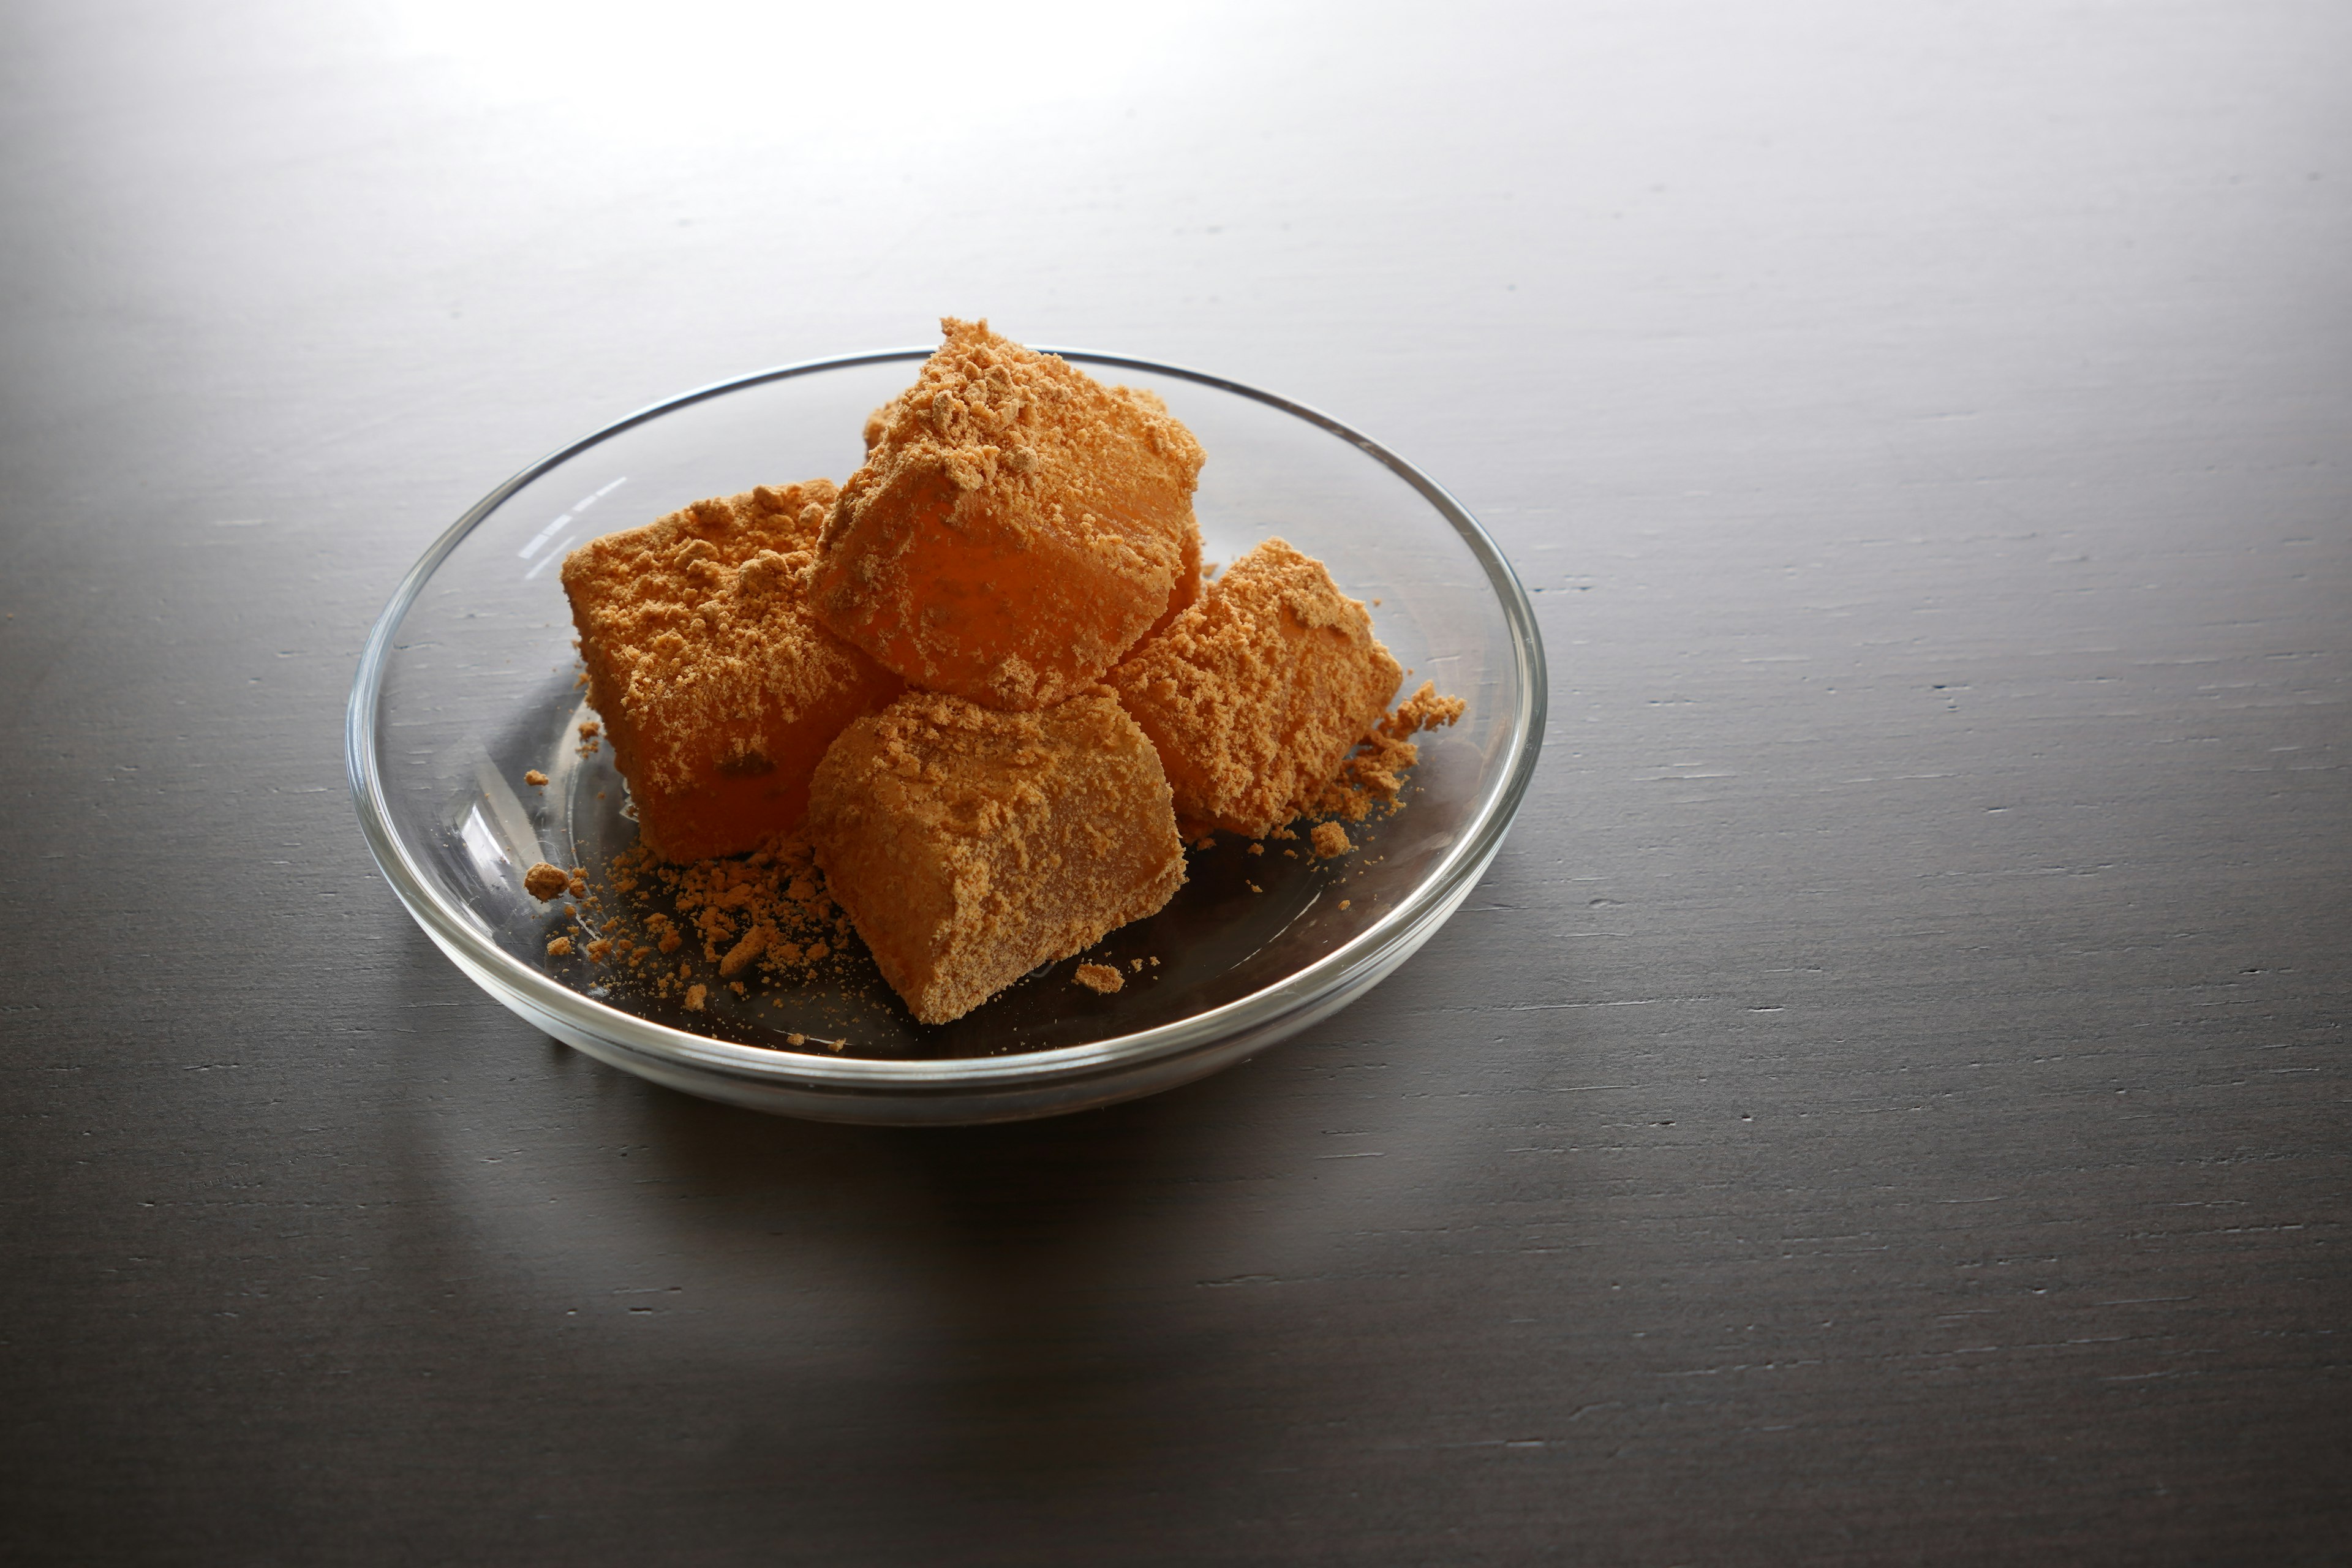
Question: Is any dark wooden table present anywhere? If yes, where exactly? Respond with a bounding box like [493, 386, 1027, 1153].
[5, 1, 2345, 1561]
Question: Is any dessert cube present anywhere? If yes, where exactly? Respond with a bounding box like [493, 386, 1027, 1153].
[562, 480, 903, 862]
[809, 318, 1204, 711]
[1106, 538, 1402, 837]
[805, 688, 1185, 1025]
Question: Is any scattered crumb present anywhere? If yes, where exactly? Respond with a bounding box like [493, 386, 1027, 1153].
[545, 935, 573, 957]
[718, 925, 768, 978]
[787, 1032, 807, 1046]
[568, 873, 587, 898]
[578, 720, 600, 738]
[729, 981, 747, 997]
[1148, 956, 1159, 967]
[1247, 842, 1264, 856]
[1130, 959, 1145, 973]
[523, 862, 569, 900]
[589, 833, 855, 1015]
[1311, 821, 1352, 858]
[1305, 682, 1466, 823]
[586, 938, 612, 962]
[1338, 899, 1352, 910]
[524, 769, 549, 787]
[1248, 882, 1264, 894]
[1283, 848, 1298, 859]
[1074, 962, 1125, 995]
[684, 983, 707, 1012]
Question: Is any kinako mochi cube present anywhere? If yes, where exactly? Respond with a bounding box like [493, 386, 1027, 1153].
[808, 318, 1206, 712]
[561, 480, 904, 862]
[1106, 537, 1403, 838]
[804, 688, 1185, 1025]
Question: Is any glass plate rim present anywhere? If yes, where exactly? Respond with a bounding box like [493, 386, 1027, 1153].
[345, 347, 1549, 1090]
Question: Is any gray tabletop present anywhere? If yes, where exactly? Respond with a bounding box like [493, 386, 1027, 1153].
[5, 1, 2346, 1562]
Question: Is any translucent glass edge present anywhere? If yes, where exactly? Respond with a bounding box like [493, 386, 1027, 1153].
[345, 349, 1550, 1093]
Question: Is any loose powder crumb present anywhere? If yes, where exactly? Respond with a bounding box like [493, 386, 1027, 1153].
[1247, 843, 1264, 856]
[1311, 821, 1352, 858]
[582, 832, 862, 1012]
[524, 769, 549, 787]
[545, 936, 573, 957]
[1338, 899, 1352, 910]
[1074, 962, 1125, 995]
[524, 862, 570, 900]
[718, 925, 767, 978]
[684, 983, 707, 1012]
[787, 1032, 807, 1046]
[1305, 681, 1467, 823]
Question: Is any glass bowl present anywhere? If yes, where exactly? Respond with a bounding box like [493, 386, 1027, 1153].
[347, 349, 1546, 1124]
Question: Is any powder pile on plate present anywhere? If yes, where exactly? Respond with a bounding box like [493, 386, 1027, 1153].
[559, 318, 1460, 1027]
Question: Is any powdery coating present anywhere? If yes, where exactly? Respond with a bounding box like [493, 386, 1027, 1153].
[562, 480, 904, 861]
[805, 689, 1185, 1025]
[810, 319, 1205, 710]
[1106, 538, 1403, 837]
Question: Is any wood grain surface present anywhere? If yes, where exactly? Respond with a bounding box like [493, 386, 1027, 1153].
[2, 1, 2345, 1561]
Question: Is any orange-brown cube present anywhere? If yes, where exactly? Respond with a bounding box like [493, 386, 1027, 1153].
[562, 480, 903, 862]
[805, 688, 1185, 1025]
[809, 318, 1205, 710]
[1106, 538, 1402, 837]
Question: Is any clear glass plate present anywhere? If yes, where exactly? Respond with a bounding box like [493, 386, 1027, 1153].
[347, 350, 1547, 1123]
